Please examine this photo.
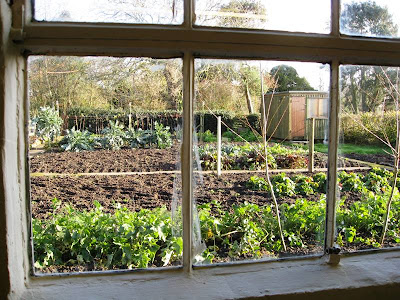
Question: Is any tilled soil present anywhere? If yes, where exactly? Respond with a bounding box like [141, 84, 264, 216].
[29, 147, 371, 220]
[30, 146, 180, 173]
[343, 153, 393, 167]
[29, 147, 364, 174]
[31, 172, 361, 220]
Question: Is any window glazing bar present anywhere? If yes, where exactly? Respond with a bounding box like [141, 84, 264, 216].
[331, 0, 340, 37]
[182, 52, 194, 273]
[325, 60, 340, 261]
[184, 0, 194, 28]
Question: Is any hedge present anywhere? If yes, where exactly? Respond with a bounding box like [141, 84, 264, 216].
[340, 111, 397, 146]
[61, 107, 262, 135]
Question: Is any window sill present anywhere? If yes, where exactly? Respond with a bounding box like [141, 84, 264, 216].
[22, 250, 400, 299]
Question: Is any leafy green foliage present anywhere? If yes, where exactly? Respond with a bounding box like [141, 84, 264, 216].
[125, 127, 153, 148]
[270, 173, 296, 197]
[33, 106, 63, 146]
[199, 130, 217, 142]
[98, 120, 126, 150]
[33, 200, 182, 270]
[247, 176, 268, 191]
[293, 175, 318, 196]
[363, 168, 391, 194]
[281, 198, 326, 247]
[154, 122, 173, 149]
[222, 129, 261, 142]
[197, 143, 307, 171]
[313, 172, 327, 193]
[336, 189, 400, 247]
[338, 171, 364, 192]
[270, 65, 314, 92]
[60, 128, 94, 152]
[33, 167, 400, 270]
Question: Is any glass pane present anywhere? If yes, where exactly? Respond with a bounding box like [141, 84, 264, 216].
[340, 0, 399, 38]
[192, 59, 330, 265]
[337, 64, 400, 252]
[195, 0, 330, 33]
[34, 0, 183, 24]
[29, 56, 183, 273]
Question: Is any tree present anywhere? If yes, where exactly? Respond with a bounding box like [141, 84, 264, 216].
[195, 61, 266, 114]
[103, 0, 180, 24]
[270, 65, 314, 92]
[218, 0, 266, 28]
[340, 1, 398, 112]
[341, 1, 398, 37]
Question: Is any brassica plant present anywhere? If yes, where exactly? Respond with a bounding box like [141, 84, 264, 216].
[60, 128, 94, 152]
[33, 106, 63, 147]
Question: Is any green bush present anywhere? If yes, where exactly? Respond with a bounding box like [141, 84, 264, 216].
[293, 174, 318, 196]
[341, 111, 397, 146]
[199, 130, 217, 142]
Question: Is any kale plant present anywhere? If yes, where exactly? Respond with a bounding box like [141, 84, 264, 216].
[33, 106, 63, 147]
[60, 128, 94, 152]
[98, 120, 126, 150]
[154, 122, 172, 149]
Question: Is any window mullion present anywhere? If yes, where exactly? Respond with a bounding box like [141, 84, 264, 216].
[331, 0, 340, 37]
[184, 0, 194, 28]
[325, 60, 340, 262]
[182, 52, 194, 273]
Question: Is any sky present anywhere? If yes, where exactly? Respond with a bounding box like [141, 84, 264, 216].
[33, 0, 400, 91]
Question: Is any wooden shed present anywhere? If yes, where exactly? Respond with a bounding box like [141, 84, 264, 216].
[262, 91, 329, 141]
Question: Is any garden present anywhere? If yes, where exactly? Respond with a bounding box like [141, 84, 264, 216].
[29, 104, 400, 273]
[27, 56, 400, 273]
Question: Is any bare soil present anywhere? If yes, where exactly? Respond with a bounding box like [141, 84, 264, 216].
[29, 146, 365, 174]
[29, 146, 368, 220]
[342, 153, 393, 167]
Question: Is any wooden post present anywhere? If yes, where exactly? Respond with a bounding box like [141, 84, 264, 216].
[217, 116, 222, 177]
[128, 102, 132, 129]
[200, 101, 205, 142]
[308, 118, 315, 173]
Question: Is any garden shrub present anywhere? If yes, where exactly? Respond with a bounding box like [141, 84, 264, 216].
[341, 111, 397, 146]
[313, 172, 327, 193]
[199, 130, 217, 142]
[292, 174, 318, 196]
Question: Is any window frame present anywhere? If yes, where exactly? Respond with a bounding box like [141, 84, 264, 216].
[3, 0, 400, 297]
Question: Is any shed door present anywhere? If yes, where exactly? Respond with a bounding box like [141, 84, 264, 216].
[291, 96, 306, 138]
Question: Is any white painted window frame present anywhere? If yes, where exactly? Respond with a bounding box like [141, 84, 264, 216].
[3, 0, 400, 298]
